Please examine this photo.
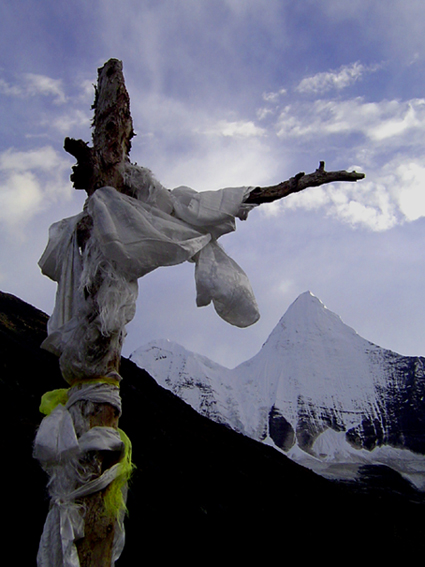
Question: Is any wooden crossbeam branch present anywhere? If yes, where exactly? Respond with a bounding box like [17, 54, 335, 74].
[245, 161, 365, 205]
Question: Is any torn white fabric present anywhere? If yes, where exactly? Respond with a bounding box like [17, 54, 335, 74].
[86, 185, 260, 326]
[87, 186, 212, 279]
[34, 404, 125, 567]
[78, 426, 124, 454]
[66, 382, 122, 415]
[170, 185, 254, 238]
[194, 240, 259, 327]
[36, 466, 123, 567]
[39, 176, 259, 381]
[39, 214, 86, 353]
[36, 503, 84, 567]
[34, 404, 79, 464]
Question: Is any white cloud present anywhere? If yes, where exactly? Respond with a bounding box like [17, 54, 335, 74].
[211, 119, 266, 138]
[295, 62, 377, 94]
[367, 101, 424, 141]
[257, 107, 274, 120]
[262, 88, 287, 103]
[0, 73, 66, 104]
[48, 109, 91, 134]
[128, 91, 279, 192]
[276, 97, 425, 145]
[328, 183, 398, 231]
[130, 78, 425, 233]
[158, 134, 277, 192]
[263, 154, 425, 232]
[0, 171, 44, 223]
[271, 179, 398, 232]
[257, 88, 287, 120]
[0, 78, 22, 97]
[79, 79, 96, 102]
[392, 162, 425, 221]
[0, 146, 72, 235]
[0, 146, 65, 172]
[23, 73, 66, 104]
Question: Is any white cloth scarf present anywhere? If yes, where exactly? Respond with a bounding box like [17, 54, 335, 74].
[39, 179, 260, 367]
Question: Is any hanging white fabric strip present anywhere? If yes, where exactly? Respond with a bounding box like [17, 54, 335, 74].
[39, 182, 260, 347]
[34, 403, 126, 567]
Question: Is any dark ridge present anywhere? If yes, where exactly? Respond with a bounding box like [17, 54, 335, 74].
[1, 291, 424, 562]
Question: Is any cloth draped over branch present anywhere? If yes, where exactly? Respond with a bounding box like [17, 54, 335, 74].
[39, 168, 259, 382]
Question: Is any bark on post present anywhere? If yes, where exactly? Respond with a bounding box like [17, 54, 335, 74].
[64, 58, 134, 196]
[62, 59, 134, 567]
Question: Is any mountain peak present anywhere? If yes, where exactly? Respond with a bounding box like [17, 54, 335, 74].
[296, 290, 318, 300]
[131, 291, 425, 491]
[285, 290, 334, 319]
[264, 290, 354, 351]
[284, 290, 326, 319]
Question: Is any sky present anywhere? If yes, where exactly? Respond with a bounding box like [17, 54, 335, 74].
[1, 0, 425, 368]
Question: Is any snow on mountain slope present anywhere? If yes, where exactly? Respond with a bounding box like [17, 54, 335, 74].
[130, 291, 425, 489]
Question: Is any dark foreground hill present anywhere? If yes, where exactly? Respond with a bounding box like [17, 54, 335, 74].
[1, 290, 424, 563]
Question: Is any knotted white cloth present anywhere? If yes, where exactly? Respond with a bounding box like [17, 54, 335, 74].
[34, 403, 125, 567]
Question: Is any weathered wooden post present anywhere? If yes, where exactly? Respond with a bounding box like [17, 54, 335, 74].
[35, 58, 364, 566]
[66, 59, 135, 567]
[35, 59, 136, 567]
[64, 58, 134, 196]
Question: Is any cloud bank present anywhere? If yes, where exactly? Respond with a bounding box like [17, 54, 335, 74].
[0, 146, 71, 236]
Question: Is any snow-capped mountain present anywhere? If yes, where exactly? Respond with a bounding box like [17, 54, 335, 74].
[130, 291, 425, 490]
